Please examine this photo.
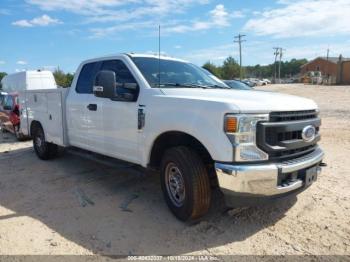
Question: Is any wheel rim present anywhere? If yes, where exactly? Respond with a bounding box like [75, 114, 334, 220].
[35, 136, 42, 147]
[34, 130, 45, 153]
[165, 162, 186, 207]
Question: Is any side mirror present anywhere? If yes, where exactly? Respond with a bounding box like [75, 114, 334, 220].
[93, 70, 116, 99]
[119, 82, 138, 90]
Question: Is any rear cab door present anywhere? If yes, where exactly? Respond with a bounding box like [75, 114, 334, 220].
[66, 61, 103, 151]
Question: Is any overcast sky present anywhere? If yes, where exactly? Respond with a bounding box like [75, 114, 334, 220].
[0, 0, 349, 73]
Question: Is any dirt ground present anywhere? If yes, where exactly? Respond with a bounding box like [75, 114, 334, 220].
[0, 83, 349, 256]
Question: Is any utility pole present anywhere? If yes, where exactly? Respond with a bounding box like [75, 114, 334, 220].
[234, 33, 246, 80]
[326, 47, 330, 84]
[273, 47, 280, 83]
[278, 48, 285, 83]
[326, 48, 329, 61]
[273, 47, 285, 83]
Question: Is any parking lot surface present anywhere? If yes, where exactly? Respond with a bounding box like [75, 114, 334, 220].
[0, 84, 349, 255]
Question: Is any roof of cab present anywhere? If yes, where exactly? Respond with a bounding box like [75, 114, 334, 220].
[127, 53, 188, 62]
[82, 53, 189, 64]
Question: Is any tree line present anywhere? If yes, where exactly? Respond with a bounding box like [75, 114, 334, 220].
[203, 57, 308, 80]
[52, 69, 74, 88]
[1, 57, 308, 89]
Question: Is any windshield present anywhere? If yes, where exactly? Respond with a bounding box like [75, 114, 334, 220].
[132, 57, 228, 89]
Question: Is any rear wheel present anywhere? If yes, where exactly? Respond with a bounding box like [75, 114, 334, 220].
[32, 125, 57, 160]
[160, 146, 211, 221]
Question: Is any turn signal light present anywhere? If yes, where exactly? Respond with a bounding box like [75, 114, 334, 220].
[225, 117, 237, 133]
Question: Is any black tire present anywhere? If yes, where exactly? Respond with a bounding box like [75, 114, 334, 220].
[160, 146, 211, 221]
[32, 125, 58, 160]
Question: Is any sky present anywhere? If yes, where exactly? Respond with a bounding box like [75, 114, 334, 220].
[0, 0, 350, 73]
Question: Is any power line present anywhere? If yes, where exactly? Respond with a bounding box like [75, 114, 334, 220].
[234, 33, 246, 80]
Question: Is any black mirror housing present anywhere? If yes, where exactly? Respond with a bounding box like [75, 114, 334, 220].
[122, 82, 138, 90]
[93, 70, 116, 98]
[94, 70, 138, 101]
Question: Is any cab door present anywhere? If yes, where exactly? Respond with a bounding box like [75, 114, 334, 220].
[98, 59, 140, 163]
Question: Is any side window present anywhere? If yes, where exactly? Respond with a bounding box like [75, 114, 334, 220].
[76, 62, 101, 94]
[101, 60, 137, 84]
[101, 60, 139, 102]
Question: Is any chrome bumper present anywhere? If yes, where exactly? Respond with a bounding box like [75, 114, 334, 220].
[215, 147, 324, 197]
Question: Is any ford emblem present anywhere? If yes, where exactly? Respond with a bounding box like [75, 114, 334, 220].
[302, 125, 316, 142]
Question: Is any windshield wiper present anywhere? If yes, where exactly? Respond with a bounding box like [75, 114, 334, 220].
[158, 82, 230, 89]
[160, 83, 220, 89]
[206, 84, 230, 89]
[159, 83, 207, 89]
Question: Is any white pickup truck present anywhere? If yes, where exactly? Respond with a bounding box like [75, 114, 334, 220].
[20, 53, 324, 221]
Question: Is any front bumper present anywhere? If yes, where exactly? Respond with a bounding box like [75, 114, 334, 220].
[215, 147, 324, 205]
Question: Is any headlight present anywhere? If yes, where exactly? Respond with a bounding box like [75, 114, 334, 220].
[224, 114, 269, 161]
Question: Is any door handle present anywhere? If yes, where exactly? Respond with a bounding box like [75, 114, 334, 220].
[87, 104, 97, 111]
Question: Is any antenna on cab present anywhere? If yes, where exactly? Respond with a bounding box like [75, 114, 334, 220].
[158, 25, 161, 88]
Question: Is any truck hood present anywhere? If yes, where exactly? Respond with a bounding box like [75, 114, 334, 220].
[160, 88, 318, 113]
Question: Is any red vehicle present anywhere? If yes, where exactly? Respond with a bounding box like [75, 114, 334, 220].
[0, 93, 24, 140]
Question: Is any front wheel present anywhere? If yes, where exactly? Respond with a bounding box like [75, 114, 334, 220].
[160, 146, 211, 221]
[32, 125, 58, 160]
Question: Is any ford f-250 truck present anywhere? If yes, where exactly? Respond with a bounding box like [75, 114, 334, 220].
[20, 53, 324, 221]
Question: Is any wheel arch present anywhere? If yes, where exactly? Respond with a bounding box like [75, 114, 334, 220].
[148, 131, 215, 171]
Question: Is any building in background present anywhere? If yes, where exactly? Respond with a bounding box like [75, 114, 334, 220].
[301, 55, 350, 85]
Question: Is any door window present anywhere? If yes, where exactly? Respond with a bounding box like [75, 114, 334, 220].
[100, 60, 139, 101]
[101, 60, 136, 84]
[76, 62, 101, 94]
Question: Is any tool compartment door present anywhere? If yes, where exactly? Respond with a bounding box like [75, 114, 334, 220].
[46, 91, 65, 145]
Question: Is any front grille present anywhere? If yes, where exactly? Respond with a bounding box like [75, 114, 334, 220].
[269, 110, 318, 122]
[265, 126, 320, 145]
[257, 110, 320, 161]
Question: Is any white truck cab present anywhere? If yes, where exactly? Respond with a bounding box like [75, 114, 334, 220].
[20, 53, 324, 221]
